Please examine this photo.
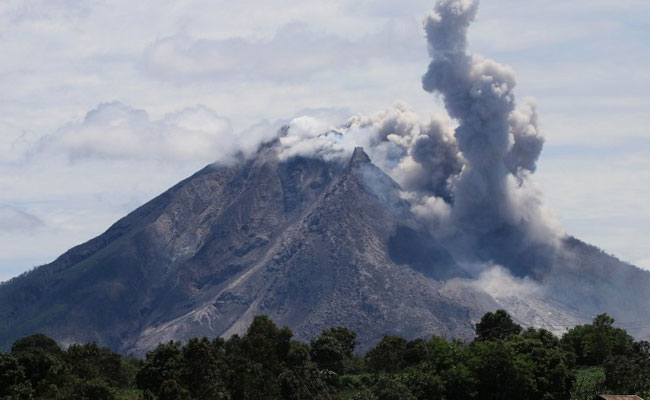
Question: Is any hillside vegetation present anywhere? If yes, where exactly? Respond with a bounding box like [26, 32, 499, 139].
[1, 310, 649, 400]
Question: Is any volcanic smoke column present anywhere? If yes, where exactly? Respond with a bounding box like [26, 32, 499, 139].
[422, 0, 548, 246]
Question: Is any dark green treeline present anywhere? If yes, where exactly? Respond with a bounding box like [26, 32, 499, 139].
[2, 310, 650, 399]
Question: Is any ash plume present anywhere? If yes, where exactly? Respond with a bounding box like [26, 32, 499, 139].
[271, 0, 560, 275]
[421, 0, 558, 267]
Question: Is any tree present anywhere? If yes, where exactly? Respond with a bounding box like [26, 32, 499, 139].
[64, 342, 128, 388]
[603, 340, 650, 394]
[226, 316, 293, 399]
[561, 313, 634, 366]
[466, 340, 536, 400]
[10, 333, 66, 396]
[475, 310, 522, 341]
[421, 336, 461, 372]
[238, 315, 292, 369]
[180, 337, 229, 400]
[444, 362, 477, 400]
[136, 341, 184, 395]
[158, 379, 190, 400]
[309, 327, 357, 374]
[365, 335, 407, 373]
[569, 368, 607, 400]
[285, 341, 310, 369]
[0, 353, 34, 399]
[401, 369, 445, 399]
[508, 331, 574, 400]
[67, 378, 115, 400]
[372, 375, 416, 400]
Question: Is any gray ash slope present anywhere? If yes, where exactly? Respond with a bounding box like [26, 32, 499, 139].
[2, 144, 650, 354]
[0, 145, 473, 353]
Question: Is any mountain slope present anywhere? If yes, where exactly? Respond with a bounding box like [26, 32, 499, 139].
[0, 147, 480, 353]
[2, 145, 649, 354]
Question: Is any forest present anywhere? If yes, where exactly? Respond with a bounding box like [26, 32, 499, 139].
[1, 310, 649, 400]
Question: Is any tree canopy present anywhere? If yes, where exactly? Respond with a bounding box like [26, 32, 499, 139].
[1, 311, 649, 399]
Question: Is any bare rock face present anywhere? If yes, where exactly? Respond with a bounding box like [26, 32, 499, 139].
[1, 144, 650, 354]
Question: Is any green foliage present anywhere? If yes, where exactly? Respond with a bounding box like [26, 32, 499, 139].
[561, 313, 634, 366]
[65, 342, 129, 388]
[0, 353, 34, 399]
[507, 330, 574, 400]
[444, 362, 476, 399]
[400, 369, 445, 399]
[226, 315, 294, 399]
[136, 341, 184, 395]
[466, 339, 536, 399]
[10, 333, 66, 398]
[2, 310, 649, 400]
[364, 335, 407, 373]
[11, 334, 63, 356]
[309, 326, 357, 374]
[603, 340, 650, 394]
[114, 388, 142, 400]
[569, 367, 607, 400]
[158, 379, 190, 400]
[239, 315, 292, 368]
[66, 377, 116, 400]
[475, 309, 523, 341]
[3, 333, 135, 399]
[180, 337, 229, 399]
[285, 341, 310, 369]
[372, 375, 417, 400]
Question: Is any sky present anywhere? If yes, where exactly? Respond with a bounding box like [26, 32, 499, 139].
[0, 0, 649, 282]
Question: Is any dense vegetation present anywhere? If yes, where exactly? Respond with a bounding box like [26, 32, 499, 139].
[2, 310, 649, 399]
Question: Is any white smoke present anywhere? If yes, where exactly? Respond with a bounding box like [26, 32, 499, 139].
[276, 102, 463, 224]
[278, 103, 462, 196]
[444, 264, 586, 336]
[467, 263, 542, 298]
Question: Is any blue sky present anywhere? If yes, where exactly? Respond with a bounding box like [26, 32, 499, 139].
[1, 0, 649, 281]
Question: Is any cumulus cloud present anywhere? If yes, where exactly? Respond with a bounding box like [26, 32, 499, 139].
[0, 205, 43, 232]
[34, 102, 238, 163]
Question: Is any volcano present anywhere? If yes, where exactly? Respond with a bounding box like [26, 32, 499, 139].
[3, 0, 650, 354]
[1, 144, 649, 354]
[0, 145, 473, 353]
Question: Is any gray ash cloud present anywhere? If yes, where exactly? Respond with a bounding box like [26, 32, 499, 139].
[271, 0, 560, 276]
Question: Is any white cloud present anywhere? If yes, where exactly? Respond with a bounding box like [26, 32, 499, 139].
[35, 102, 235, 162]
